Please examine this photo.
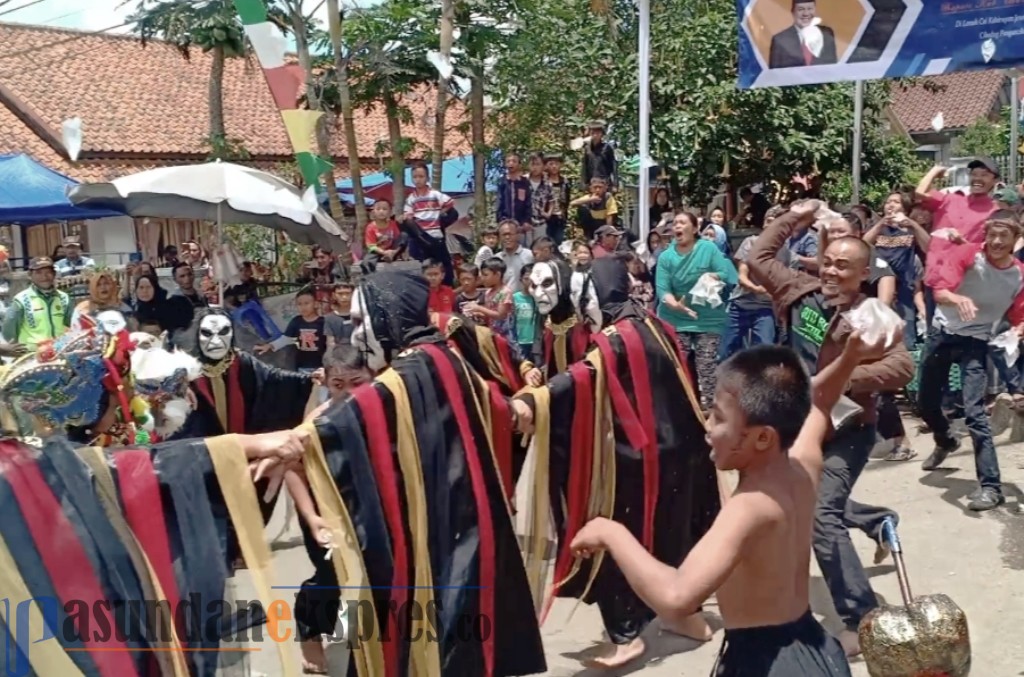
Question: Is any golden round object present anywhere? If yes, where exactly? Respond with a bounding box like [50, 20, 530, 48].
[859, 593, 971, 677]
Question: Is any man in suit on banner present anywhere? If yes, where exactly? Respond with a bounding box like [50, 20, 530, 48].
[769, 0, 837, 69]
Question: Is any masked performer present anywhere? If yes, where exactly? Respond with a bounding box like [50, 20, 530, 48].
[528, 259, 592, 375]
[300, 269, 545, 677]
[511, 256, 721, 668]
[0, 314, 309, 677]
[431, 311, 545, 488]
[173, 308, 314, 439]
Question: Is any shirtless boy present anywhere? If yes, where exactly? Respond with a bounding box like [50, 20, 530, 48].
[570, 335, 890, 675]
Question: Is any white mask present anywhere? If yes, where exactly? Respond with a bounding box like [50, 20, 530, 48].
[571, 270, 602, 332]
[198, 314, 233, 362]
[351, 289, 387, 372]
[529, 262, 560, 316]
[96, 310, 127, 335]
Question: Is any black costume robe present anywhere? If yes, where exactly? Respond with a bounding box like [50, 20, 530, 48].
[432, 310, 535, 489]
[516, 257, 720, 644]
[307, 270, 546, 676]
[176, 350, 313, 439]
[536, 260, 591, 377]
[0, 434, 256, 677]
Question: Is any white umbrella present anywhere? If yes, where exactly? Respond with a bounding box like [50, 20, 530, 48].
[67, 162, 345, 248]
[68, 162, 346, 302]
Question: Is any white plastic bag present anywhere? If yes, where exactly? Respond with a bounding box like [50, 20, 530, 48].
[990, 329, 1020, 367]
[689, 273, 726, 308]
[842, 298, 903, 348]
[210, 242, 244, 288]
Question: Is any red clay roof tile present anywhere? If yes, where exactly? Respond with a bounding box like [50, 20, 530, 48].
[889, 70, 1006, 134]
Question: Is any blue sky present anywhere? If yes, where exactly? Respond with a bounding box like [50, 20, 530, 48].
[2, 0, 382, 34]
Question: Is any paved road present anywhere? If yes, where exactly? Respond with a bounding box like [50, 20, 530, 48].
[237, 419, 1024, 676]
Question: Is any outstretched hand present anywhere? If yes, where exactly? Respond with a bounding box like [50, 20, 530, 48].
[524, 367, 543, 387]
[570, 517, 614, 558]
[242, 428, 311, 463]
[843, 330, 890, 364]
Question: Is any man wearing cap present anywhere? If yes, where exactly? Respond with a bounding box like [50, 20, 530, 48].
[995, 185, 1020, 212]
[592, 225, 623, 259]
[53, 238, 95, 278]
[2, 257, 70, 349]
[581, 120, 617, 190]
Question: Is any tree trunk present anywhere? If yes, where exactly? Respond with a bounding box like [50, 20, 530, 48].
[290, 5, 348, 262]
[330, 0, 369, 261]
[209, 44, 227, 144]
[470, 63, 487, 233]
[431, 0, 455, 191]
[384, 92, 406, 215]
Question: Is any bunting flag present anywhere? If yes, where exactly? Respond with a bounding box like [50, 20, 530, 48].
[233, 0, 334, 188]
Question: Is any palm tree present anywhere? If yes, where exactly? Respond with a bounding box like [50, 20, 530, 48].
[125, 0, 248, 157]
[431, 0, 455, 191]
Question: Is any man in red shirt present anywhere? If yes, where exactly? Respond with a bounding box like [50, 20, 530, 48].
[916, 158, 999, 249]
[423, 258, 455, 312]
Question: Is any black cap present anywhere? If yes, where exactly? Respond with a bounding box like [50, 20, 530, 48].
[544, 153, 564, 162]
[586, 119, 606, 131]
[968, 157, 1000, 178]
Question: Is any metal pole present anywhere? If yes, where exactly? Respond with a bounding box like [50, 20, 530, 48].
[1011, 75, 1020, 186]
[638, 0, 651, 242]
[852, 80, 864, 205]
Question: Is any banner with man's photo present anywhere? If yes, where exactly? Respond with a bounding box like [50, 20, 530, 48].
[737, 0, 1024, 89]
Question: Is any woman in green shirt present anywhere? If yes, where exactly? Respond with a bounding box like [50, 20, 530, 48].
[655, 211, 738, 410]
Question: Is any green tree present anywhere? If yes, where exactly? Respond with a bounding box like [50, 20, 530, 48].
[125, 0, 252, 155]
[953, 107, 1012, 158]
[489, 0, 919, 206]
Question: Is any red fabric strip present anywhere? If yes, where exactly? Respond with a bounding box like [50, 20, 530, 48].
[226, 359, 246, 434]
[487, 382, 514, 499]
[617, 321, 659, 552]
[654, 317, 697, 385]
[0, 440, 139, 677]
[590, 332, 649, 452]
[492, 333, 524, 392]
[570, 324, 590, 361]
[420, 344, 496, 677]
[114, 449, 187, 646]
[193, 376, 215, 412]
[546, 362, 595, 622]
[351, 385, 404, 677]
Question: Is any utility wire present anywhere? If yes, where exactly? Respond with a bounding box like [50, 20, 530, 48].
[0, 0, 49, 18]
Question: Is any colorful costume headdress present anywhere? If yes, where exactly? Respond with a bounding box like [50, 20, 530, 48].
[0, 312, 197, 444]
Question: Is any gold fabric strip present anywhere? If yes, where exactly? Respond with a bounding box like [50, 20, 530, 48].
[376, 372, 441, 677]
[297, 423, 384, 677]
[211, 375, 229, 433]
[553, 334, 567, 374]
[473, 325, 507, 389]
[78, 447, 188, 677]
[205, 434, 297, 677]
[520, 385, 551, 612]
[0, 533, 83, 676]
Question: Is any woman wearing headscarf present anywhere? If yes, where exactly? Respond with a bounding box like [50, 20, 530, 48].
[70, 271, 131, 332]
[129, 272, 179, 334]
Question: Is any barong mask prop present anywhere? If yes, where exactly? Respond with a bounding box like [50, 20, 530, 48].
[0, 312, 191, 442]
[130, 333, 201, 439]
[352, 270, 441, 371]
[859, 518, 970, 677]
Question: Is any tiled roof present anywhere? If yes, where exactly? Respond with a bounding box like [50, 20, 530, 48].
[889, 70, 1007, 134]
[0, 22, 470, 180]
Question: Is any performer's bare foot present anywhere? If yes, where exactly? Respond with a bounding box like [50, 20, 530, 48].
[581, 637, 645, 668]
[300, 638, 328, 674]
[660, 612, 713, 641]
[838, 629, 861, 658]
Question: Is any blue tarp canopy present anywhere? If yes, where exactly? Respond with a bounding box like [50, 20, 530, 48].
[0, 154, 126, 224]
[335, 153, 500, 197]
